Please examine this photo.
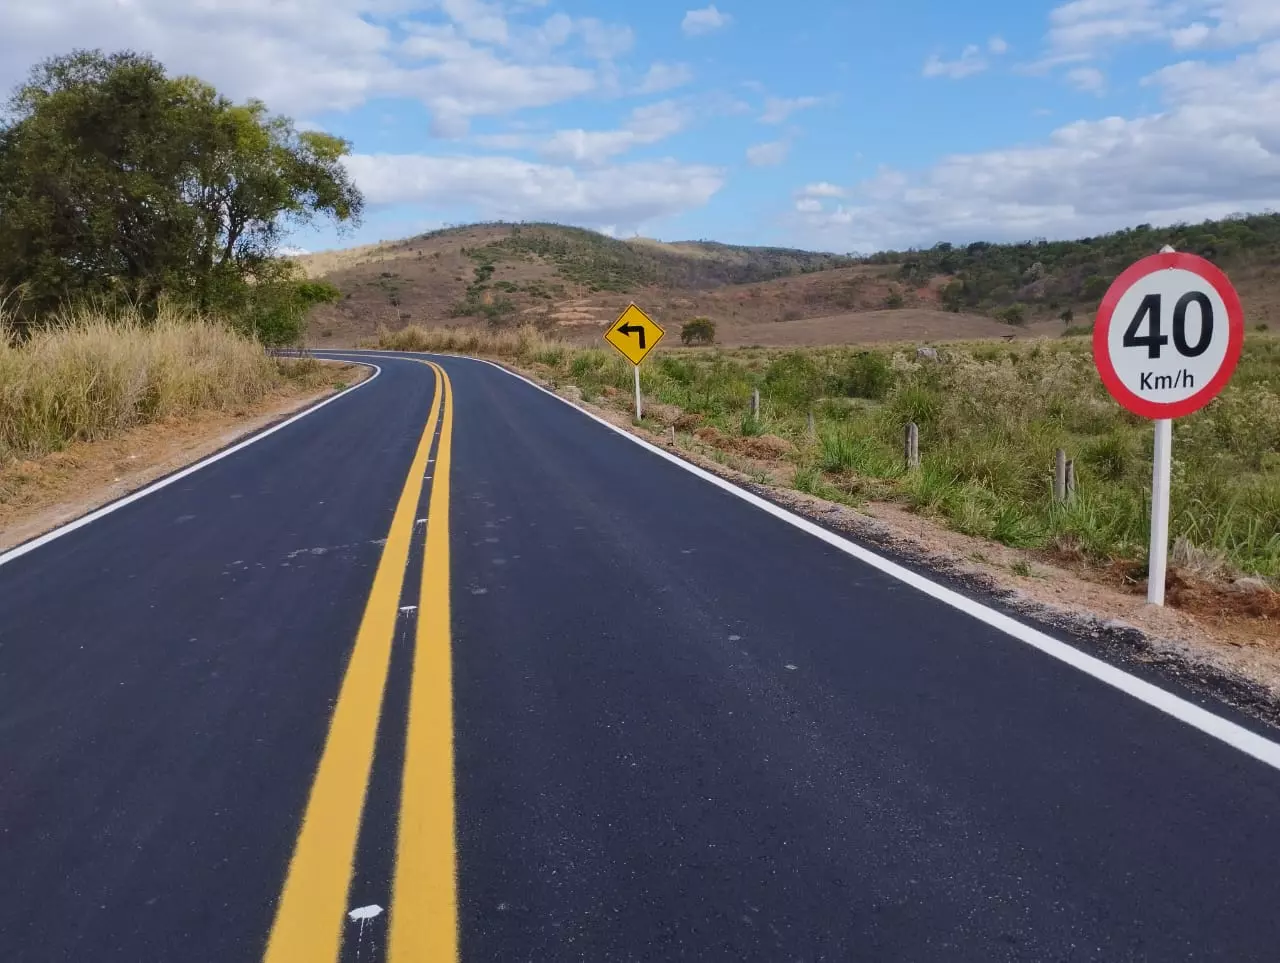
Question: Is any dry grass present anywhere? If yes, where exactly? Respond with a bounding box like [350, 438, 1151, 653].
[374, 323, 560, 361]
[1, 304, 284, 463]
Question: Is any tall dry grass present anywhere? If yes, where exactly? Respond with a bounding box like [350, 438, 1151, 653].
[1, 304, 281, 462]
[376, 323, 558, 360]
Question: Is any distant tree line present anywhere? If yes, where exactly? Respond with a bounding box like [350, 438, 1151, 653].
[861, 215, 1280, 321]
[0, 49, 363, 343]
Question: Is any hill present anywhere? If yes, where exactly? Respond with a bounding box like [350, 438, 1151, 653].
[298, 216, 1280, 347]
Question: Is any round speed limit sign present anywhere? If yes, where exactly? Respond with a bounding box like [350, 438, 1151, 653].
[1093, 251, 1244, 419]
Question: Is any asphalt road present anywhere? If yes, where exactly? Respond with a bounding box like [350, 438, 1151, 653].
[3, 351, 1280, 962]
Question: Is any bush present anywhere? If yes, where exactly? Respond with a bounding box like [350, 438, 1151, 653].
[681, 317, 716, 345]
[842, 352, 894, 400]
[999, 304, 1027, 325]
[884, 290, 906, 309]
[763, 352, 823, 409]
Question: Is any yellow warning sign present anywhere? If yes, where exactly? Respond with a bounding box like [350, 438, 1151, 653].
[603, 303, 665, 366]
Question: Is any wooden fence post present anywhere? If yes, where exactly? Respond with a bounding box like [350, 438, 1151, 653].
[1066, 458, 1076, 502]
[750, 388, 760, 420]
[1054, 448, 1067, 503]
[905, 423, 920, 470]
[806, 410, 816, 439]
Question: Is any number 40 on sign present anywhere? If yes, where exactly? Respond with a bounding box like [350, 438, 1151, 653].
[1093, 248, 1245, 605]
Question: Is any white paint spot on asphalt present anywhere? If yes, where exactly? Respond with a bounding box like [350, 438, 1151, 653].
[729, 635, 741, 642]
[415, 518, 427, 528]
[492, 558, 507, 565]
[785, 664, 797, 671]
[347, 903, 384, 950]
[484, 537, 499, 543]
[681, 549, 695, 554]
[470, 586, 488, 595]
[400, 605, 417, 614]
[174, 514, 196, 524]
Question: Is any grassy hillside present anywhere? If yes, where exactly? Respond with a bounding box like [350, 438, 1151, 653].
[299, 223, 1006, 346]
[873, 213, 1280, 323]
[300, 215, 1280, 348]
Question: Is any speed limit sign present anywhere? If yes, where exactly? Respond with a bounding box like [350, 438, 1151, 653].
[1092, 249, 1245, 606]
[1094, 251, 1244, 418]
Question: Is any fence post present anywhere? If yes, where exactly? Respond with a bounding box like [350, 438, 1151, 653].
[905, 423, 920, 470]
[1054, 448, 1067, 503]
[751, 388, 760, 420]
[806, 410, 816, 439]
[1066, 459, 1076, 502]
[668, 425, 676, 446]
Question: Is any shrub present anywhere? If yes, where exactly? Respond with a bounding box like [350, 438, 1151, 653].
[763, 352, 823, 409]
[999, 304, 1027, 325]
[842, 352, 894, 400]
[681, 317, 716, 345]
[884, 290, 906, 309]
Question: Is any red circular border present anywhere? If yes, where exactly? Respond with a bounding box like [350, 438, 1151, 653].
[1092, 252, 1244, 419]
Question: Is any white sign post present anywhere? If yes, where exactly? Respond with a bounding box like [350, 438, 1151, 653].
[1093, 248, 1244, 605]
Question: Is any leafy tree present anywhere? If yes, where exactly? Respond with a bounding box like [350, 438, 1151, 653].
[1060, 307, 1074, 324]
[681, 316, 716, 345]
[0, 49, 362, 342]
[1000, 304, 1026, 325]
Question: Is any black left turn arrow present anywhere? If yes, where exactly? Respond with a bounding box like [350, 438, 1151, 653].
[618, 322, 646, 348]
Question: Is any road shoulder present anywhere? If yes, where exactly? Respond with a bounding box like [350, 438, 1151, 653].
[0, 361, 369, 554]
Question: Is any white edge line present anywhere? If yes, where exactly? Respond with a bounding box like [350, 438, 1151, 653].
[447, 353, 1280, 774]
[0, 360, 383, 568]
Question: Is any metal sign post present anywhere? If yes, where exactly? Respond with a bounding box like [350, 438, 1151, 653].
[604, 303, 665, 420]
[1093, 247, 1244, 605]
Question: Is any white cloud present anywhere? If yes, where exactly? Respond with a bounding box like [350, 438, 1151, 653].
[746, 140, 789, 166]
[794, 41, 1280, 251]
[794, 198, 823, 213]
[1040, 0, 1280, 61]
[1066, 65, 1108, 92]
[0, 0, 626, 130]
[923, 45, 988, 79]
[637, 62, 694, 94]
[800, 182, 846, 198]
[989, 35, 1011, 54]
[576, 18, 634, 59]
[537, 99, 692, 163]
[759, 95, 823, 124]
[682, 5, 732, 37]
[344, 154, 724, 230]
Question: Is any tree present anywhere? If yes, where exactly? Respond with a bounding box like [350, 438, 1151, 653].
[0, 50, 362, 341]
[1059, 307, 1074, 324]
[681, 317, 716, 345]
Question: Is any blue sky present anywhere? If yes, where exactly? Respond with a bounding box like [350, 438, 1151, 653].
[5, 0, 1280, 253]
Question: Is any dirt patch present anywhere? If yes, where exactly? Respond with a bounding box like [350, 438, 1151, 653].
[0, 362, 367, 553]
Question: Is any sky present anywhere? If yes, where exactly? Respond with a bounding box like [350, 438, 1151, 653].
[4, 0, 1280, 254]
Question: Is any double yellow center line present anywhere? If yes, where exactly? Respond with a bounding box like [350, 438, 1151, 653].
[264, 360, 458, 963]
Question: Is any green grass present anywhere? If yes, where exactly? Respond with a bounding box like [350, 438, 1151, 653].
[378, 326, 1280, 581]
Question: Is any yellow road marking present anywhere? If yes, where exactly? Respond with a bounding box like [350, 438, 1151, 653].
[264, 369, 444, 963]
[390, 360, 459, 962]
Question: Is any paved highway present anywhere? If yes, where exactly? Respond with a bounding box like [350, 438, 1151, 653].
[3, 352, 1280, 962]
